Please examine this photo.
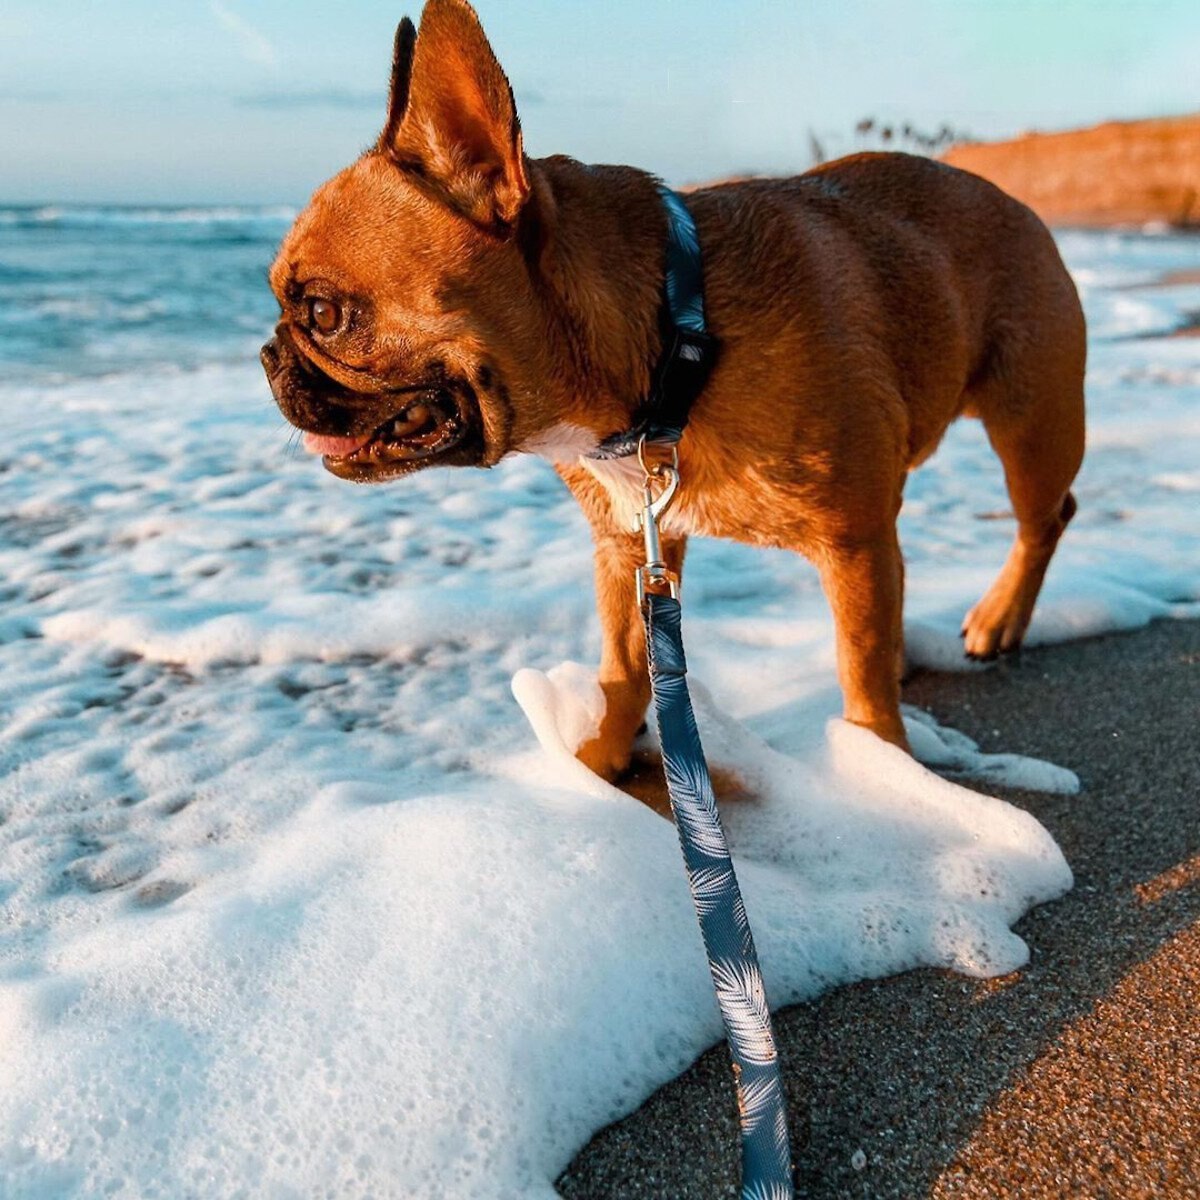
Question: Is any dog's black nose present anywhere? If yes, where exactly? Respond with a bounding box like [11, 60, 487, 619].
[260, 339, 280, 376]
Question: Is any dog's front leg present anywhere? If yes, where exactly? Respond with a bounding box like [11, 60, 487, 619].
[817, 530, 910, 751]
[576, 529, 688, 780]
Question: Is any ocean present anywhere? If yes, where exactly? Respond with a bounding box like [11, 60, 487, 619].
[0, 204, 293, 385]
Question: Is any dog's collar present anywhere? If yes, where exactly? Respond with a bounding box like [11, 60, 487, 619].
[588, 186, 718, 460]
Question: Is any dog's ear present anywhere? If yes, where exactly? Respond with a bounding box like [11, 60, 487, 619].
[381, 17, 418, 152]
[380, 0, 529, 233]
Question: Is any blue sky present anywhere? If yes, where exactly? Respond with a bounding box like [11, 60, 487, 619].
[1, 0, 1198, 204]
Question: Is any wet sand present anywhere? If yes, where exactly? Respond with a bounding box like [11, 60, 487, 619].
[558, 618, 1200, 1199]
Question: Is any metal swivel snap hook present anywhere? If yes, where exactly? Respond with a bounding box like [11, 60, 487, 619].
[633, 436, 681, 603]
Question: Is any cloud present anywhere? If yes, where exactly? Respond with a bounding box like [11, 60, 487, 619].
[209, 1, 280, 72]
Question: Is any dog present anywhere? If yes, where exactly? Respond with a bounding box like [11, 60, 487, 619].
[261, 0, 1085, 781]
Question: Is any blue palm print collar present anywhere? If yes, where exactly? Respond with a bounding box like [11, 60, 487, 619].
[590, 185, 719, 459]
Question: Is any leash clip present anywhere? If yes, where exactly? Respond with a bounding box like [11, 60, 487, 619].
[633, 436, 680, 604]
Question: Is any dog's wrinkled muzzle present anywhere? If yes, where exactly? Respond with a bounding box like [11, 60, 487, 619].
[260, 326, 486, 482]
[260, 325, 380, 438]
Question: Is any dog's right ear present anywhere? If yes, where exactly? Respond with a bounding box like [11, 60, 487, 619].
[378, 1, 529, 235]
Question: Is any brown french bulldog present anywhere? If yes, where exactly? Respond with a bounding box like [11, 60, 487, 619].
[261, 0, 1086, 781]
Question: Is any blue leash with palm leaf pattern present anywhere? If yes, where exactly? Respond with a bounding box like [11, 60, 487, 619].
[633, 461, 793, 1198]
[642, 587, 794, 1199]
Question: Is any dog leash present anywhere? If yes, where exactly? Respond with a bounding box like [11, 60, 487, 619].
[634, 442, 794, 1199]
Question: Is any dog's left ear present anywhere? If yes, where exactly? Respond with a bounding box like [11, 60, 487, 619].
[380, 0, 529, 233]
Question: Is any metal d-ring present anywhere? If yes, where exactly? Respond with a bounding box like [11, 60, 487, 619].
[636, 434, 680, 477]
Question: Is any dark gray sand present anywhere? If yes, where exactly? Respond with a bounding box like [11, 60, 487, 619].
[558, 618, 1200, 1199]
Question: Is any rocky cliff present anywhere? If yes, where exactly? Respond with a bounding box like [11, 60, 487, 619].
[942, 114, 1200, 228]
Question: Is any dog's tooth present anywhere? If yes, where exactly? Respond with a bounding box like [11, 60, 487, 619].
[390, 404, 431, 439]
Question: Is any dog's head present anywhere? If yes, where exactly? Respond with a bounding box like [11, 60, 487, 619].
[262, 0, 548, 483]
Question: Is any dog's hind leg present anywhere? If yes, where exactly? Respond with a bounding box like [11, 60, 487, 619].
[961, 342, 1085, 661]
[817, 526, 910, 750]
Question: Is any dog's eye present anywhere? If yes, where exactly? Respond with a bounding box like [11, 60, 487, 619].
[309, 298, 341, 334]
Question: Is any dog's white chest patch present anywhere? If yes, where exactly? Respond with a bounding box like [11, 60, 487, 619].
[522, 422, 706, 535]
[580, 455, 710, 536]
[579, 455, 647, 531]
[520, 422, 600, 465]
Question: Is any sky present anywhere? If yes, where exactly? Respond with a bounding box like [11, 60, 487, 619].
[1, 0, 1198, 204]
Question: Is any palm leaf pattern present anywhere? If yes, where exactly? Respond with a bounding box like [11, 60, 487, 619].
[743, 1183, 796, 1200]
[711, 957, 777, 1066]
[658, 187, 708, 334]
[772, 1101, 790, 1161]
[689, 864, 737, 916]
[733, 892, 755, 958]
[738, 1071, 785, 1135]
[671, 786, 730, 860]
[644, 593, 793, 1198]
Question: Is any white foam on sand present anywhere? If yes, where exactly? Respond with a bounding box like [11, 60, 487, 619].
[1, 232, 1198, 1198]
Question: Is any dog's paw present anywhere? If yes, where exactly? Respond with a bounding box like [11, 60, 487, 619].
[961, 587, 1032, 660]
[574, 734, 633, 783]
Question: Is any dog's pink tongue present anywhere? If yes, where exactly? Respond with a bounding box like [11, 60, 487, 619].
[303, 430, 372, 457]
